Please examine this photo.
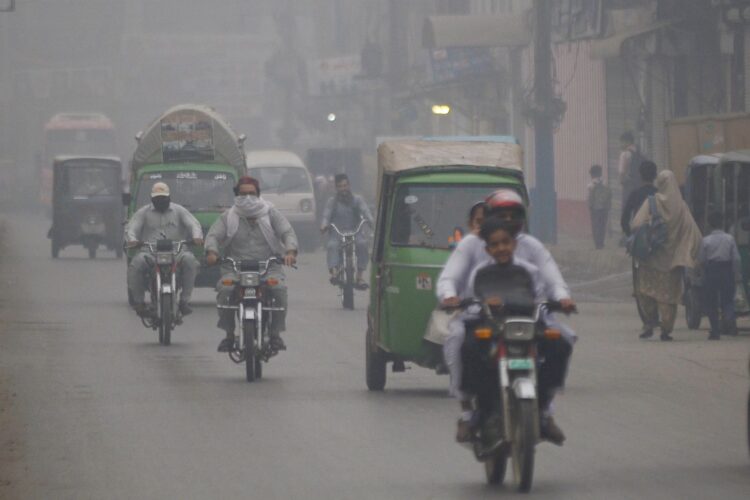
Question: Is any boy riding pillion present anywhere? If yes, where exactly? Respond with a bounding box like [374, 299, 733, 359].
[205, 176, 298, 353]
[437, 190, 576, 445]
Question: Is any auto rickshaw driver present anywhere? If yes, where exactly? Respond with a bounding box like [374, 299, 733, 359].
[438, 189, 576, 445]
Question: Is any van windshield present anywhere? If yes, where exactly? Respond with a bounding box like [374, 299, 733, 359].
[248, 166, 310, 194]
[135, 171, 236, 211]
[390, 184, 521, 249]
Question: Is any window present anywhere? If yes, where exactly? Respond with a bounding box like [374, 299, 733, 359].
[247, 167, 311, 194]
[390, 183, 521, 249]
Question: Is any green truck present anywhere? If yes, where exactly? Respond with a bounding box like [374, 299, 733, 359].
[125, 104, 246, 298]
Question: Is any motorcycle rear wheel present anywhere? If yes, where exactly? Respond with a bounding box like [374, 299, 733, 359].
[159, 294, 172, 346]
[244, 320, 257, 382]
[511, 400, 536, 493]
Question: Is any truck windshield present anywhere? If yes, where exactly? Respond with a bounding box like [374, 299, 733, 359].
[135, 171, 236, 211]
[390, 184, 521, 249]
[247, 166, 311, 194]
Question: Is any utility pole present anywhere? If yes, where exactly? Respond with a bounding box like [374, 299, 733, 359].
[529, 0, 558, 244]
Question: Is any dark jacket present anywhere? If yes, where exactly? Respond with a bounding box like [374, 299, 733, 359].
[621, 183, 657, 236]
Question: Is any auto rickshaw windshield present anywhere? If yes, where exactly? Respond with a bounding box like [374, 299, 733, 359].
[390, 183, 522, 249]
[135, 171, 236, 211]
[65, 164, 119, 198]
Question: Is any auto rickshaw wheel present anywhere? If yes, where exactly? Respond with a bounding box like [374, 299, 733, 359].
[366, 327, 386, 391]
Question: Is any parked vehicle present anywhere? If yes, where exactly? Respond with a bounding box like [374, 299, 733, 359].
[137, 240, 190, 345]
[221, 256, 286, 382]
[125, 104, 246, 301]
[48, 156, 124, 259]
[682, 152, 750, 329]
[366, 137, 527, 390]
[245, 150, 317, 251]
[330, 218, 367, 309]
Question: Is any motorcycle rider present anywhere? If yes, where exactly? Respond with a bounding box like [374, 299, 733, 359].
[437, 189, 575, 445]
[320, 174, 374, 289]
[125, 182, 203, 318]
[205, 176, 298, 353]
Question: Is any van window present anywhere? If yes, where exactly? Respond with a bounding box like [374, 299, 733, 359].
[390, 184, 521, 249]
[248, 167, 310, 194]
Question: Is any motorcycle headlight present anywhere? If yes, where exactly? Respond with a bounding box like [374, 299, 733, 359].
[240, 272, 260, 287]
[503, 319, 535, 341]
[156, 252, 173, 265]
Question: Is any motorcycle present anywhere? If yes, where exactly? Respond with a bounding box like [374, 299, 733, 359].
[138, 239, 189, 346]
[220, 256, 287, 382]
[456, 297, 568, 493]
[329, 218, 367, 310]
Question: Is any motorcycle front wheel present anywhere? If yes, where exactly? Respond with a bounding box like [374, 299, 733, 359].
[511, 399, 536, 493]
[342, 250, 355, 310]
[159, 294, 172, 346]
[243, 320, 258, 382]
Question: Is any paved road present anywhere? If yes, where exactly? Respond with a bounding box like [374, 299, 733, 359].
[0, 214, 748, 499]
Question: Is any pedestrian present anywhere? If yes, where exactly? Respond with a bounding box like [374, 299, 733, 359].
[618, 131, 643, 206]
[631, 170, 702, 341]
[621, 160, 658, 236]
[587, 164, 611, 249]
[698, 211, 741, 340]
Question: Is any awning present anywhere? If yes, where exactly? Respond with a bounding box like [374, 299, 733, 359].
[590, 20, 674, 59]
[422, 14, 531, 49]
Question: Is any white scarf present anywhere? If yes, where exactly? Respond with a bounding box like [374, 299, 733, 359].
[226, 196, 286, 255]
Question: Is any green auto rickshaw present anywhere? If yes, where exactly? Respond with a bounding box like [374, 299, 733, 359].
[683, 151, 750, 329]
[366, 137, 527, 391]
[49, 155, 125, 259]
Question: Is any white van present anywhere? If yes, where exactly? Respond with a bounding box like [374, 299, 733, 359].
[245, 150, 317, 250]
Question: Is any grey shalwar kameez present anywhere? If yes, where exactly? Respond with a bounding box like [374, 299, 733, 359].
[205, 207, 298, 337]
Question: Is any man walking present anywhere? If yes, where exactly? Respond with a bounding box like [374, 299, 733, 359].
[587, 164, 611, 249]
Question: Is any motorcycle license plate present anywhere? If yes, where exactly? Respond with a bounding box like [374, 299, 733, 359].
[507, 358, 534, 370]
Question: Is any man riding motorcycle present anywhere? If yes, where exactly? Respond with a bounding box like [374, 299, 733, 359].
[437, 189, 576, 445]
[205, 176, 298, 353]
[320, 174, 374, 289]
[125, 182, 203, 318]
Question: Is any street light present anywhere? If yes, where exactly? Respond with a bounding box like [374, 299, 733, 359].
[0, 0, 15, 12]
[431, 104, 451, 115]
[327, 113, 337, 122]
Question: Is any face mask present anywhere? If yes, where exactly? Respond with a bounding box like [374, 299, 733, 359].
[152, 196, 170, 212]
[234, 194, 265, 216]
[337, 191, 353, 202]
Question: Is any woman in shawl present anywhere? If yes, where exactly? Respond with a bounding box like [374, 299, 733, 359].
[631, 170, 702, 341]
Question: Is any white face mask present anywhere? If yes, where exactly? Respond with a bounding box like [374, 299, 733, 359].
[234, 194, 265, 217]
